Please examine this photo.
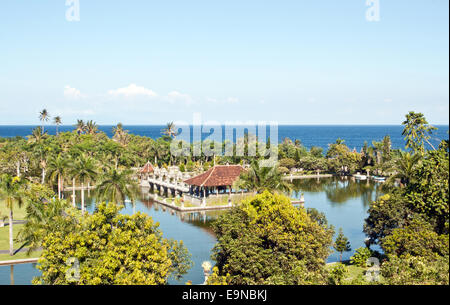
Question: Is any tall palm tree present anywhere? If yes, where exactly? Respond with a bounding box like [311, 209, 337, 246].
[113, 123, 130, 146]
[73, 155, 98, 213]
[75, 119, 86, 135]
[46, 154, 69, 199]
[0, 174, 27, 256]
[234, 160, 292, 194]
[53, 116, 62, 136]
[85, 120, 99, 135]
[39, 109, 50, 134]
[95, 168, 139, 205]
[162, 122, 178, 139]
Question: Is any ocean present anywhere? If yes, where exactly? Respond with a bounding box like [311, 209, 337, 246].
[0, 125, 448, 152]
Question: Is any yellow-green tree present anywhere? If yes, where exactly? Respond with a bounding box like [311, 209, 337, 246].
[211, 191, 334, 284]
[34, 202, 192, 285]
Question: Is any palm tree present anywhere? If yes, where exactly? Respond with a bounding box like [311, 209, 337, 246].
[27, 126, 47, 144]
[113, 123, 130, 146]
[75, 119, 86, 135]
[0, 174, 27, 256]
[85, 120, 99, 135]
[386, 151, 421, 187]
[162, 122, 178, 139]
[46, 154, 69, 199]
[73, 155, 98, 213]
[53, 116, 62, 136]
[95, 168, 139, 205]
[234, 160, 292, 194]
[39, 109, 50, 134]
[17, 198, 69, 255]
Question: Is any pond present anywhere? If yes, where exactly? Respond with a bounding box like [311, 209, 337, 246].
[0, 177, 381, 285]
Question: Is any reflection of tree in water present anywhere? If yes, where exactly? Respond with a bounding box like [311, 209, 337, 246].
[292, 177, 380, 207]
[138, 191, 224, 237]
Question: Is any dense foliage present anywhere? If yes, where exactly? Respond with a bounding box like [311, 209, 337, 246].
[210, 191, 334, 284]
[363, 112, 449, 285]
[34, 202, 192, 285]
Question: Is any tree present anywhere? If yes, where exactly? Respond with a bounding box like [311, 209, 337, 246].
[402, 111, 437, 154]
[350, 247, 373, 267]
[46, 154, 69, 199]
[385, 151, 421, 187]
[334, 228, 351, 262]
[234, 160, 292, 194]
[34, 202, 192, 285]
[39, 109, 50, 134]
[53, 116, 62, 136]
[113, 123, 130, 146]
[72, 155, 97, 213]
[381, 254, 449, 285]
[95, 168, 139, 205]
[75, 119, 86, 135]
[381, 218, 448, 260]
[0, 174, 27, 255]
[162, 122, 178, 139]
[211, 191, 334, 284]
[18, 184, 70, 254]
[85, 120, 99, 135]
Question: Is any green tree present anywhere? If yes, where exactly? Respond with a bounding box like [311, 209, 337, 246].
[53, 116, 62, 136]
[162, 122, 178, 139]
[334, 228, 351, 262]
[39, 109, 50, 134]
[402, 111, 437, 154]
[211, 191, 334, 284]
[34, 202, 192, 285]
[95, 168, 139, 205]
[18, 184, 71, 254]
[350, 247, 373, 267]
[72, 155, 97, 213]
[385, 151, 421, 187]
[46, 154, 69, 199]
[234, 160, 292, 194]
[0, 174, 27, 255]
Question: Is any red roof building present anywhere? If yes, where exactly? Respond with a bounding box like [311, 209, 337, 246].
[139, 161, 154, 174]
[184, 165, 244, 187]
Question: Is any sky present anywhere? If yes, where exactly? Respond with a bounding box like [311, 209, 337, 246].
[0, 0, 448, 125]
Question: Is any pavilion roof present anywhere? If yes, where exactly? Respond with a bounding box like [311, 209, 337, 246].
[139, 161, 154, 173]
[184, 165, 244, 187]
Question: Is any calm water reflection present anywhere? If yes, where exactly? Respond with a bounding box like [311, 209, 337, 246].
[0, 177, 381, 285]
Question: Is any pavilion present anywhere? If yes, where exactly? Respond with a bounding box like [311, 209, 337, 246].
[184, 164, 244, 198]
[138, 161, 154, 179]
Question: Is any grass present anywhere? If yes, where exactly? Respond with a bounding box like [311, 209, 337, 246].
[0, 200, 27, 221]
[0, 250, 41, 262]
[0, 224, 24, 250]
[326, 261, 385, 284]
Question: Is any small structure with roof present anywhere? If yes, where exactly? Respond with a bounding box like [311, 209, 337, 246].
[139, 161, 154, 179]
[184, 164, 244, 201]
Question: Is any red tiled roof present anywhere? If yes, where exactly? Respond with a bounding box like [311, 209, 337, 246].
[184, 165, 244, 187]
[140, 162, 154, 173]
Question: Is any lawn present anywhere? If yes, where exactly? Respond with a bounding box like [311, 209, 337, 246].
[0, 250, 41, 262]
[0, 224, 24, 250]
[0, 200, 27, 221]
[326, 261, 385, 284]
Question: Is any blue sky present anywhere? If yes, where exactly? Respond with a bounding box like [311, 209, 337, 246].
[0, 0, 448, 125]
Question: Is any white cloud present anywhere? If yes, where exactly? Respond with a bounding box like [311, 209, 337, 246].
[167, 91, 194, 105]
[64, 85, 84, 99]
[107, 84, 157, 98]
[384, 98, 393, 103]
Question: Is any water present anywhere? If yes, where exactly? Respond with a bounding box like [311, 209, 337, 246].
[0, 125, 448, 152]
[0, 177, 381, 285]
